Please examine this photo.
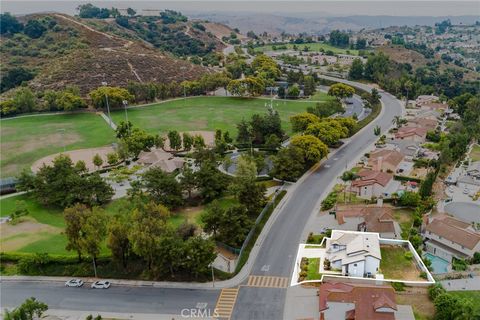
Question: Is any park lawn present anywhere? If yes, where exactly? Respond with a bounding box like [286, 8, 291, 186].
[449, 291, 480, 314]
[1, 113, 115, 178]
[307, 91, 334, 102]
[254, 42, 359, 55]
[380, 246, 423, 281]
[470, 144, 480, 161]
[0, 194, 64, 227]
[110, 96, 325, 136]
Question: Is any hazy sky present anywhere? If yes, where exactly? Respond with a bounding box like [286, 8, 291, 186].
[2, 1, 479, 16]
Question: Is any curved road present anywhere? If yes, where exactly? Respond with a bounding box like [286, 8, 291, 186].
[1, 77, 403, 319]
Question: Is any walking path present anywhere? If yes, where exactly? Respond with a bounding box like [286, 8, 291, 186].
[99, 111, 117, 130]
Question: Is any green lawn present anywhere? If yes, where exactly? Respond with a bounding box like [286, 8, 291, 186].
[449, 291, 480, 314]
[470, 144, 480, 161]
[1, 113, 115, 178]
[254, 42, 359, 55]
[0, 194, 64, 227]
[111, 96, 325, 136]
[306, 258, 322, 280]
[394, 208, 414, 238]
[307, 91, 334, 101]
[380, 246, 422, 281]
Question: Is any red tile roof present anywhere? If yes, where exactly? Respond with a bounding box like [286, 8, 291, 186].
[351, 170, 393, 188]
[336, 206, 397, 234]
[395, 127, 427, 139]
[369, 149, 404, 169]
[319, 282, 397, 320]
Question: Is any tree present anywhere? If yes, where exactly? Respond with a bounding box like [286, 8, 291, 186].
[265, 134, 281, 149]
[349, 58, 364, 80]
[64, 203, 89, 261]
[236, 177, 266, 216]
[167, 130, 182, 151]
[0, 13, 24, 35]
[182, 132, 193, 151]
[106, 152, 119, 166]
[79, 207, 108, 270]
[290, 135, 329, 164]
[236, 119, 251, 144]
[3, 297, 48, 320]
[303, 75, 316, 96]
[287, 84, 300, 99]
[115, 120, 133, 139]
[107, 214, 131, 268]
[217, 205, 253, 247]
[329, 30, 350, 47]
[307, 100, 344, 118]
[129, 202, 170, 270]
[196, 161, 229, 202]
[201, 200, 223, 237]
[183, 236, 216, 279]
[328, 83, 355, 100]
[193, 134, 206, 150]
[115, 16, 129, 28]
[126, 7, 136, 16]
[13, 87, 36, 113]
[434, 293, 461, 320]
[141, 167, 184, 208]
[0, 67, 34, 93]
[92, 153, 103, 169]
[123, 128, 155, 158]
[374, 125, 381, 136]
[180, 165, 197, 199]
[272, 145, 306, 181]
[290, 112, 320, 132]
[89, 86, 134, 109]
[24, 19, 46, 39]
[305, 120, 348, 147]
[398, 191, 421, 207]
[55, 91, 86, 111]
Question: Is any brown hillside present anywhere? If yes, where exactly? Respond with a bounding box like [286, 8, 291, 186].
[202, 22, 248, 41]
[2, 13, 208, 96]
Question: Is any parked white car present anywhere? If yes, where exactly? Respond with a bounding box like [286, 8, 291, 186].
[91, 280, 111, 289]
[65, 279, 84, 287]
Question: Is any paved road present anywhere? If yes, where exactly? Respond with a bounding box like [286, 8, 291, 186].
[1, 78, 402, 319]
[232, 76, 403, 319]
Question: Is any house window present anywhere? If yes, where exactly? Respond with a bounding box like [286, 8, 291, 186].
[462, 246, 464, 249]
[354, 264, 357, 267]
[439, 236, 442, 239]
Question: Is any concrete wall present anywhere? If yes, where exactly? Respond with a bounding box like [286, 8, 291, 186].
[365, 256, 380, 275]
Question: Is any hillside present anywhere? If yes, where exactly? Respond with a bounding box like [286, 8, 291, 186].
[1, 13, 213, 96]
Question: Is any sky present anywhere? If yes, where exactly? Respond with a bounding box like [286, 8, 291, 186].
[2, 1, 479, 16]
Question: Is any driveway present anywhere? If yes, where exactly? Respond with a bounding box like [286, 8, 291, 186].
[444, 202, 480, 223]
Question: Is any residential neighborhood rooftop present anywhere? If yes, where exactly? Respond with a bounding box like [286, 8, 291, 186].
[351, 169, 393, 187]
[425, 214, 480, 250]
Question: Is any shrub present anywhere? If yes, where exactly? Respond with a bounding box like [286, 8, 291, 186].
[404, 251, 413, 260]
[391, 282, 405, 291]
[428, 283, 446, 301]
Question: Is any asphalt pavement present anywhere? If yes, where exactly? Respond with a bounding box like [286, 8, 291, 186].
[1, 77, 402, 319]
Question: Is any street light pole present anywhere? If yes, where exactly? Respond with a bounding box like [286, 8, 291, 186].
[180, 66, 187, 107]
[58, 128, 66, 153]
[211, 264, 215, 288]
[122, 100, 129, 124]
[102, 81, 112, 127]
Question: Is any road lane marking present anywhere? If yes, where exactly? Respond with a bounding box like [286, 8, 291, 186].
[261, 264, 270, 272]
[215, 288, 239, 319]
[246, 275, 289, 288]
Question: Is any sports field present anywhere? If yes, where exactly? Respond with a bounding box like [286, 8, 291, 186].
[254, 42, 359, 55]
[111, 96, 325, 136]
[1, 113, 115, 178]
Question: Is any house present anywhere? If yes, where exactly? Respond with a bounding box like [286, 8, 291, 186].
[350, 170, 394, 199]
[406, 118, 438, 131]
[137, 149, 185, 173]
[318, 282, 414, 320]
[457, 161, 480, 193]
[422, 214, 480, 262]
[368, 149, 404, 173]
[335, 206, 401, 239]
[415, 95, 439, 106]
[387, 140, 420, 161]
[394, 127, 427, 142]
[325, 230, 381, 277]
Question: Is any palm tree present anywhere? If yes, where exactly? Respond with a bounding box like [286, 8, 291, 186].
[392, 115, 402, 129]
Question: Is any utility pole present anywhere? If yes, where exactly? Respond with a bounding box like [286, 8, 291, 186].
[180, 66, 187, 107]
[211, 264, 215, 288]
[93, 257, 98, 278]
[101, 81, 112, 127]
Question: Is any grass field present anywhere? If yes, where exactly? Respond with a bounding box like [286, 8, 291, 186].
[307, 91, 334, 101]
[1, 113, 115, 178]
[393, 208, 414, 238]
[254, 42, 359, 55]
[111, 96, 324, 136]
[380, 246, 423, 281]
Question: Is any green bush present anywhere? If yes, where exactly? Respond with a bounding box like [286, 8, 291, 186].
[391, 282, 405, 291]
[404, 251, 413, 260]
[321, 191, 338, 211]
[428, 283, 446, 301]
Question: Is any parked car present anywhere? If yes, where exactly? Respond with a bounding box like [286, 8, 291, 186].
[65, 279, 84, 287]
[91, 280, 111, 289]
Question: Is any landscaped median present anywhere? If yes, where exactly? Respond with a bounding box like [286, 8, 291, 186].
[291, 230, 435, 287]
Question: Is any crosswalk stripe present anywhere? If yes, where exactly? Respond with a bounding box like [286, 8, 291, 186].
[214, 288, 239, 319]
[246, 276, 289, 288]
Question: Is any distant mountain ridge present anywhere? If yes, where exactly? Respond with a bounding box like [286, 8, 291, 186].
[189, 12, 479, 35]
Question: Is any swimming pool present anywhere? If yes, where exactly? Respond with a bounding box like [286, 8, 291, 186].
[424, 253, 449, 274]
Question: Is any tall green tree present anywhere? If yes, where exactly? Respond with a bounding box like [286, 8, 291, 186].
[168, 130, 182, 151]
[141, 167, 184, 208]
[349, 58, 364, 80]
[64, 203, 89, 261]
[3, 297, 48, 320]
[183, 236, 216, 279]
[272, 145, 306, 181]
[107, 214, 132, 268]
